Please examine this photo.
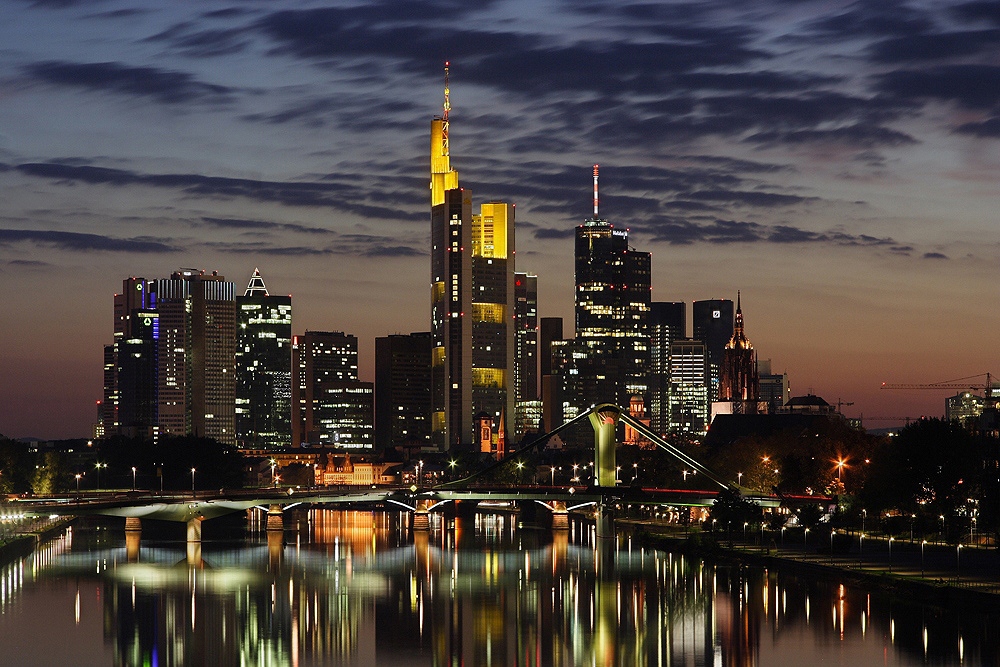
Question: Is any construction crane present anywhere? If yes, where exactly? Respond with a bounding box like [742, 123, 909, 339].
[836, 398, 854, 413]
[880, 372, 994, 395]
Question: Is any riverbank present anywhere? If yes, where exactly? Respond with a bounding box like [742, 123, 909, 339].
[623, 520, 1000, 611]
[0, 517, 74, 566]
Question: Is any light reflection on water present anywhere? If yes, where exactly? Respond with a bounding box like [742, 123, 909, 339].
[0, 510, 997, 666]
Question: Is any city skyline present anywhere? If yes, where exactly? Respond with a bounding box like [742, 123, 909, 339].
[3, 0, 1000, 438]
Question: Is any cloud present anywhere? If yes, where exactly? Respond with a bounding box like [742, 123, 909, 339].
[876, 65, 1000, 109]
[23, 61, 235, 105]
[801, 2, 933, 41]
[746, 125, 917, 148]
[7, 259, 50, 267]
[869, 30, 1000, 63]
[145, 23, 251, 58]
[200, 216, 333, 235]
[629, 218, 900, 248]
[16, 162, 424, 221]
[923, 252, 948, 259]
[955, 116, 1000, 137]
[0, 229, 177, 253]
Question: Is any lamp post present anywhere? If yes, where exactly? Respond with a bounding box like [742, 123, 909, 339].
[862, 508, 866, 536]
[270, 459, 276, 487]
[804, 527, 810, 548]
[737, 471, 743, 486]
[95, 462, 106, 491]
[888, 537, 894, 574]
[921, 540, 927, 577]
[191, 467, 196, 493]
[632, 462, 638, 483]
[550, 465, 559, 486]
[615, 466, 621, 484]
[939, 514, 945, 544]
[131, 466, 136, 491]
[75, 473, 81, 495]
[910, 514, 915, 543]
[572, 464, 580, 482]
[956, 544, 962, 582]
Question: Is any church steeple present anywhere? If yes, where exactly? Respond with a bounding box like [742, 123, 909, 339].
[244, 268, 269, 297]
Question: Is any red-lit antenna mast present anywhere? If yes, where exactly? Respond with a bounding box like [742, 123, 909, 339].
[593, 164, 599, 217]
[442, 61, 451, 157]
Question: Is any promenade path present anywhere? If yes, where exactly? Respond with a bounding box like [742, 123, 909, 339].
[626, 520, 1000, 596]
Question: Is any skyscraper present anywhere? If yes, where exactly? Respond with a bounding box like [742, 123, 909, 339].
[649, 301, 686, 434]
[692, 298, 734, 401]
[102, 270, 236, 444]
[291, 331, 373, 449]
[513, 273, 538, 401]
[571, 165, 650, 410]
[668, 339, 709, 433]
[430, 65, 515, 450]
[235, 269, 291, 449]
[151, 270, 237, 445]
[375, 332, 432, 450]
[718, 292, 759, 414]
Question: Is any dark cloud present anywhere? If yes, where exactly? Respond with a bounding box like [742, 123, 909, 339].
[145, 22, 251, 58]
[955, 116, 1000, 137]
[876, 65, 1000, 109]
[869, 30, 1000, 63]
[7, 259, 50, 267]
[923, 252, 948, 259]
[633, 218, 898, 248]
[951, 1, 1000, 26]
[16, 162, 424, 221]
[746, 125, 917, 148]
[0, 229, 177, 253]
[680, 190, 815, 208]
[802, 2, 934, 40]
[206, 242, 331, 256]
[200, 217, 333, 235]
[533, 227, 576, 240]
[24, 61, 234, 104]
[85, 8, 150, 19]
[363, 245, 423, 257]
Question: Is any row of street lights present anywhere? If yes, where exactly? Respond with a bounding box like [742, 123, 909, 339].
[72, 464, 191, 493]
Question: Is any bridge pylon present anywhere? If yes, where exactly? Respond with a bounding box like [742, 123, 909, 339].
[588, 404, 621, 488]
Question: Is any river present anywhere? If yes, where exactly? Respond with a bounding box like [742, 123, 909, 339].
[0, 510, 995, 666]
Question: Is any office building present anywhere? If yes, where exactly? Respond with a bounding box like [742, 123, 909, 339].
[235, 269, 292, 449]
[292, 331, 373, 449]
[649, 301, 686, 434]
[430, 66, 515, 450]
[692, 298, 734, 401]
[375, 332, 432, 450]
[757, 359, 790, 414]
[513, 273, 538, 400]
[102, 271, 237, 444]
[571, 165, 651, 410]
[668, 339, 709, 433]
[151, 270, 237, 445]
[539, 317, 563, 379]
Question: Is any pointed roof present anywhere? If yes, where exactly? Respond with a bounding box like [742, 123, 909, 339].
[726, 290, 752, 350]
[244, 268, 269, 297]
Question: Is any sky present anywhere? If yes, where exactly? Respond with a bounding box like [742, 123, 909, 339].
[1, 0, 999, 439]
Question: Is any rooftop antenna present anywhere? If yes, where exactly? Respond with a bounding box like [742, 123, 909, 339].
[593, 164, 599, 217]
[442, 61, 451, 157]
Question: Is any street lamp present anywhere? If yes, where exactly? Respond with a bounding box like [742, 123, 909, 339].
[888, 537, 894, 574]
[95, 462, 106, 491]
[191, 467, 196, 492]
[862, 508, 866, 536]
[572, 463, 580, 483]
[921, 539, 927, 577]
[270, 458, 277, 487]
[75, 473, 81, 494]
[615, 465, 621, 484]
[939, 515, 945, 544]
[131, 466, 136, 491]
[956, 544, 962, 582]
[632, 462, 638, 482]
[737, 471, 743, 486]
[550, 465, 560, 486]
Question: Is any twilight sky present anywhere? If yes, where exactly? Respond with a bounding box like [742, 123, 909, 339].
[2, 0, 999, 439]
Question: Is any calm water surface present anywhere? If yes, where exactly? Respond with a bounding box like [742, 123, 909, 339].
[0, 510, 995, 666]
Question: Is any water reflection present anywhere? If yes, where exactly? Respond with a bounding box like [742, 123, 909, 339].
[0, 511, 997, 666]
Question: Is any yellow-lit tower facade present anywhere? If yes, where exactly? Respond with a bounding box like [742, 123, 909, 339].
[430, 64, 515, 450]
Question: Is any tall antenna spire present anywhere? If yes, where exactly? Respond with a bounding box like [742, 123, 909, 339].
[593, 164, 599, 217]
[442, 61, 450, 157]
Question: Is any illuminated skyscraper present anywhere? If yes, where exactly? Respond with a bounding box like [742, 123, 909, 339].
[102, 271, 236, 444]
[292, 331, 373, 449]
[151, 270, 236, 445]
[430, 65, 515, 450]
[649, 301, 686, 434]
[235, 269, 292, 449]
[571, 165, 650, 410]
[668, 339, 709, 433]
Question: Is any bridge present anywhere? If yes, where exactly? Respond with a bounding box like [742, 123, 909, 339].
[12, 404, 829, 545]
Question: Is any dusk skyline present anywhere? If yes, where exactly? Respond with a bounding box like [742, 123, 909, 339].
[2, 0, 1000, 439]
